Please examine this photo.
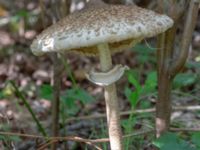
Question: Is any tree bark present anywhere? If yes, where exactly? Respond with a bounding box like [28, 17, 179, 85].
[156, 0, 198, 137]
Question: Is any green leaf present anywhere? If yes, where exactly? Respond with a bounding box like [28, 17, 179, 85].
[60, 96, 80, 116]
[61, 88, 94, 107]
[133, 44, 156, 53]
[0, 124, 11, 131]
[16, 9, 29, 18]
[186, 62, 200, 70]
[153, 132, 196, 150]
[38, 84, 53, 100]
[8, 136, 21, 142]
[60, 88, 94, 116]
[143, 71, 157, 94]
[74, 88, 94, 103]
[173, 73, 197, 88]
[139, 100, 151, 109]
[0, 135, 20, 142]
[192, 132, 200, 148]
[121, 117, 136, 133]
[128, 73, 142, 92]
[131, 44, 156, 64]
[125, 87, 139, 108]
[61, 95, 75, 108]
[0, 90, 4, 99]
[0, 135, 5, 140]
[125, 73, 142, 108]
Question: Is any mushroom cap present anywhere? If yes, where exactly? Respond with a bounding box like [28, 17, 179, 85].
[31, 2, 173, 56]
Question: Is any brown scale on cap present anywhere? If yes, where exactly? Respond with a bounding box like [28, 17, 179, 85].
[31, 0, 173, 56]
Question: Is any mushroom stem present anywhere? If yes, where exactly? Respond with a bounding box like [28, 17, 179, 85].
[97, 43, 122, 150]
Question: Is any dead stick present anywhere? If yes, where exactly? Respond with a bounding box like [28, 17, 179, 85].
[38, 130, 155, 150]
[38, 138, 102, 150]
[0, 130, 153, 143]
[38, 140, 59, 150]
[49, 0, 70, 149]
[0, 128, 197, 146]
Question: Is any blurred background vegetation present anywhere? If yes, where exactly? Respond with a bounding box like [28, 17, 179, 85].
[0, 0, 200, 149]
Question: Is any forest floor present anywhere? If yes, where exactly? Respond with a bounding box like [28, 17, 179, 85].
[0, 0, 200, 150]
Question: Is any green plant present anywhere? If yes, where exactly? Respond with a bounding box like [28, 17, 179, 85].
[0, 134, 21, 150]
[89, 119, 108, 150]
[153, 132, 196, 150]
[122, 117, 137, 150]
[0, 135, 21, 143]
[0, 81, 47, 148]
[10, 81, 47, 136]
[60, 88, 94, 116]
[173, 73, 197, 88]
[125, 70, 157, 109]
[0, 114, 21, 149]
[9, 9, 34, 33]
[38, 84, 94, 120]
[39, 84, 53, 100]
[191, 132, 200, 149]
[0, 90, 5, 99]
[132, 44, 156, 65]
[123, 70, 157, 149]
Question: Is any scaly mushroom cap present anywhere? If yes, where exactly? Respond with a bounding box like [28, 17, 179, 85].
[31, 1, 173, 56]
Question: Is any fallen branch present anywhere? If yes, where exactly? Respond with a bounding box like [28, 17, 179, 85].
[0, 129, 153, 150]
[37, 138, 103, 150]
[0, 127, 198, 149]
[0, 129, 153, 143]
[1, 127, 199, 148]
[37, 129, 154, 150]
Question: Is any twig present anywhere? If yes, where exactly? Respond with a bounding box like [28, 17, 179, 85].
[38, 138, 103, 150]
[37, 129, 155, 150]
[51, 53, 63, 149]
[38, 140, 58, 150]
[39, 0, 46, 28]
[7, 129, 200, 150]
[0, 129, 153, 143]
[66, 105, 200, 122]
[10, 81, 47, 137]
[49, 0, 71, 149]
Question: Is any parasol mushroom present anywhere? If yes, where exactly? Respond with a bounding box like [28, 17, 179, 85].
[31, 1, 173, 149]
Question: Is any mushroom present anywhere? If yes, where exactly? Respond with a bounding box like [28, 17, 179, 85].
[31, 1, 173, 149]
